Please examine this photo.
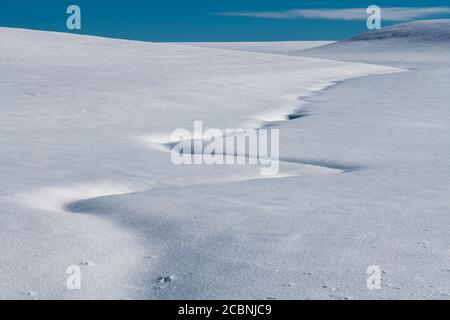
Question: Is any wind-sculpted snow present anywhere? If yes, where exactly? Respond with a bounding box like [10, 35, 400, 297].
[12, 182, 139, 212]
[1, 23, 449, 299]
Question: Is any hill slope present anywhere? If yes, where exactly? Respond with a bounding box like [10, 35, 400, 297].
[297, 20, 450, 65]
[350, 19, 450, 43]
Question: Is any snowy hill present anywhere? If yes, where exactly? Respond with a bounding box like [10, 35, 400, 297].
[349, 19, 450, 43]
[0, 27, 402, 299]
[297, 20, 450, 65]
[1, 26, 450, 299]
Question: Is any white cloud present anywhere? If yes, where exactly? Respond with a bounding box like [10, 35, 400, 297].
[218, 7, 450, 21]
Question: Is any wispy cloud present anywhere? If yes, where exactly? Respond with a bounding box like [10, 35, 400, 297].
[217, 7, 450, 21]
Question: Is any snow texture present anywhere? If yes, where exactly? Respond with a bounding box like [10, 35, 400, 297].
[1, 20, 449, 299]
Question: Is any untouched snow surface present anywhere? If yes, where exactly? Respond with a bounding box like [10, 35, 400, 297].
[1, 21, 449, 299]
[174, 41, 335, 55]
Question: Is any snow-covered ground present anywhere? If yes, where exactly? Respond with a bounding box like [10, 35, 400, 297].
[174, 41, 334, 55]
[0, 20, 449, 299]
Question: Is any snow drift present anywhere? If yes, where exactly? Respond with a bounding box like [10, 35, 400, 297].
[1, 21, 449, 299]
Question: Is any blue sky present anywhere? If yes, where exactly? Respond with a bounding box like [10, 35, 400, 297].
[0, 0, 449, 41]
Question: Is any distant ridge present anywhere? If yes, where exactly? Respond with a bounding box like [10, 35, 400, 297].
[295, 20, 450, 65]
[349, 19, 450, 43]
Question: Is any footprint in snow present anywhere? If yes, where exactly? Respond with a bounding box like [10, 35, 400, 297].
[157, 275, 174, 284]
[80, 260, 94, 266]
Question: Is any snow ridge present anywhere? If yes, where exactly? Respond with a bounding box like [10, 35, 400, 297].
[349, 19, 450, 43]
